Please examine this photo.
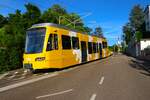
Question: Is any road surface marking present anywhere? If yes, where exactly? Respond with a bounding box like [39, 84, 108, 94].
[36, 89, 73, 99]
[0, 73, 58, 92]
[99, 76, 104, 85]
[0, 72, 9, 80]
[90, 94, 97, 100]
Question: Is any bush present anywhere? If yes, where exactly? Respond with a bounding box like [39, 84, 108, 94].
[0, 47, 23, 73]
[0, 49, 9, 73]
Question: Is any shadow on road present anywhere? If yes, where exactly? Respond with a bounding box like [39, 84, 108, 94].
[129, 57, 150, 76]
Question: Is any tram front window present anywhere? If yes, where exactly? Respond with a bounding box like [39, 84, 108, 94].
[25, 28, 46, 54]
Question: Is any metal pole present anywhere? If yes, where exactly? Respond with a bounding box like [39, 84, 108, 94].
[59, 16, 61, 25]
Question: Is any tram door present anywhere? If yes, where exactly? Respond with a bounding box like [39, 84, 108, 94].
[99, 43, 102, 59]
[81, 41, 87, 63]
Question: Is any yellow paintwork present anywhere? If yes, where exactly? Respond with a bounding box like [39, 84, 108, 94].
[23, 24, 111, 70]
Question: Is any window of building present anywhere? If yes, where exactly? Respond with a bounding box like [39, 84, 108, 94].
[88, 42, 92, 54]
[72, 37, 79, 49]
[46, 34, 58, 51]
[93, 42, 96, 53]
[62, 35, 71, 49]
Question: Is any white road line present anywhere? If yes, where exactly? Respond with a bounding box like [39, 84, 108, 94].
[0, 73, 58, 93]
[99, 76, 104, 85]
[90, 94, 97, 100]
[36, 89, 73, 99]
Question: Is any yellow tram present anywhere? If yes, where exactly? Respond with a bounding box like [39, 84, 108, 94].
[23, 23, 110, 71]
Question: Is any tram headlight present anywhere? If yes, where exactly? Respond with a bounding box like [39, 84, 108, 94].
[35, 57, 45, 61]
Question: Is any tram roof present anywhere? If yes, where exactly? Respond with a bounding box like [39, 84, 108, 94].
[31, 23, 106, 39]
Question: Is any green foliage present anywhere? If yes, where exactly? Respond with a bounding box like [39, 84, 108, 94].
[135, 31, 142, 42]
[108, 45, 118, 52]
[108, 46, 114, 51]
[0, 14, 7, 28]
[123, 4, 145, 45]
[0, 3, 41, 72]
[24, 3, 41, 27]
[51, 4, 67, 15]
[0, 49, 9, 73]
[113, 45, 119, 52]
[129, 5, 144, 32]
[83, 27, 92, 34]
[94, 27, 103, 37]
[122, 23, 133, 44]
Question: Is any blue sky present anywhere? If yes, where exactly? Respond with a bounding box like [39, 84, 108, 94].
[0, 0, 150, 46]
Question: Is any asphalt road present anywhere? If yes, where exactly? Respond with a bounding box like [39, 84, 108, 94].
[0, 54, 150, 100]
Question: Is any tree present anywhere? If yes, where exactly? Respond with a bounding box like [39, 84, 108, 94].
[94, 27, 103, 37]
[51, 4, 67, 15]
[65, 13, 84, 30]
[42, 4, 67, 24]
[7, 10, 25, 34]
[129, 5, 144, 32]
[41, 8, 57, 23]
[24, 3, 41, 27]
[122, 4, 145, 44]
[135, 31, 142, 42]
[122, 23, 133, 44]
[83, 27, 92, 34]
[0, 14, 7, 28]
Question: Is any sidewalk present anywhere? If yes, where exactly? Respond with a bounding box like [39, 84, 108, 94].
[138, 55, 150, 62]
[136, 56, 150, 73]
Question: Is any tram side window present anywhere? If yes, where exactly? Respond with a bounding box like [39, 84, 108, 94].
[62, 35, 71, 49]
[99, 43, 102, 50]
[105, 42, 107, 48]
[96, 43, 98, 53]
[72, 37, 79, 49]
[54, 34, 58, 50]
[102, 42, 105, 48]
[46, 34, 53, 51]
[93, 42, 96, 53]
[88, 42, 92, 54]
[46, 34, 58, 51]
